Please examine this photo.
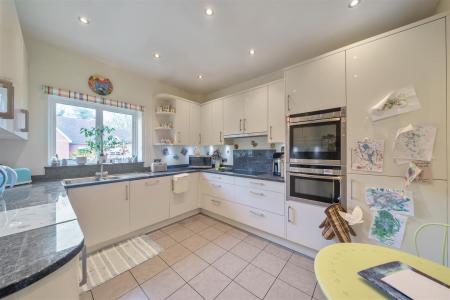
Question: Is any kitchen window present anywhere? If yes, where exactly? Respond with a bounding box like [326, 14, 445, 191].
[48, 96, 141, 164]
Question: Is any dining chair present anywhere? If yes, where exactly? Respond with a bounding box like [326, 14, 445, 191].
[414, 223, 450, 266]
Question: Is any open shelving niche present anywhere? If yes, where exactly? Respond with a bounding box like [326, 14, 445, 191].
[152, 93, 179, 146]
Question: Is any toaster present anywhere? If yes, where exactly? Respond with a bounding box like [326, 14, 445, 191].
[151, 161, 167, 172]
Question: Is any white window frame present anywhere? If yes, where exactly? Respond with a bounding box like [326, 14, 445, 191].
[48, 95, 140, 163]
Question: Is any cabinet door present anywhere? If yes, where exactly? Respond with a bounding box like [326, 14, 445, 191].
[268, 80, 286, 143]
[244, 86, 268, 134]
[347, 174, 447, 264]
[200, 103, 212, 145]
[171, 173, 199, 217]
[68, 182, 130, 248]
[210, 100, 224, 145]
[223, 95, 245, 136]
[129, 177, 171, 231]
[346, 19, 446, 179]
[285, 51, 345, 114]
[175, 99, 189, 145]
[286, 200, 333, 251]
[189, 103, 201, 145]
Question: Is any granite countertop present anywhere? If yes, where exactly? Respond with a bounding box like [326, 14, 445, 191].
[0, 182, 84, 298]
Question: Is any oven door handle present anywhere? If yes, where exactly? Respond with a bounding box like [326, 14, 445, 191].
[290, 173, 342, 181]
[289, 117, 341, 126]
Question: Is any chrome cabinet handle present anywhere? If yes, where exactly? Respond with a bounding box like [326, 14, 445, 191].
[249, 210, 265, 217]
[249, 181, 264, 186]
[219, 131, 222, 143]
[211, 199, 221, 205]
[243, 119, 247, 131]
[145, 180, 159, 186]
[249, 190, 264, 197]
[287, 95, 291, 111]
[240, 119, 242, 131]
[199, 133, 201, 145]
[287, 206, 294, 223]
[125, 185, 129, 201]
[269, 125, 273, 140]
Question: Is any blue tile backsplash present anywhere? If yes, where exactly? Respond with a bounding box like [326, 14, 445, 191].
[233, 149, 275, 173]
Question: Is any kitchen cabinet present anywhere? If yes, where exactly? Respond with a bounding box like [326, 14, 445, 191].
[129, 177, 171, 231]
[267, 80, 285, 143]
[286, 200, 333, 251]
[189, 102, 201, 145]
[200, 99, 223, 145]
[346, 19, 447, 179]
[223, 86, 268, 137]
[67, 182, 130, 248]
[170, 173, 199, 217]
[285, 51, 345, 115]
[174, 99, 189, 145]
[347, 174, 448, 265]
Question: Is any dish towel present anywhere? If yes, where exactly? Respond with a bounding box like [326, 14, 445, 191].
[319, 203, 356, 243]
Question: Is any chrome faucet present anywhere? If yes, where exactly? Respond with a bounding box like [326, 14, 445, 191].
[95, 162, 108, 179]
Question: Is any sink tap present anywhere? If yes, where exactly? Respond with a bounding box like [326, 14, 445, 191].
[95, 163, 108, 179]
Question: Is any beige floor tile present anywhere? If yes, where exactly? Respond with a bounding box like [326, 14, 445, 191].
[198, 227, 223, 241]
[181, 234, 209, 252]
[216, 282, 259, 300]
[140, 268, 185, 300]
[180, 216, 197, 225]
[265, 279, 311, 300]
[130, 256, 168, 284]
[161, 223, 184, 234]
[230, 241, 261, 262]
[235, 264, 275, 299]
[194, 242, 227, 264]
[264, 243, 293, 261]
[243, 235, 269, 250]
[278, 263, 316, 296]
[227, 227, 249, 240]
[288, 252, 315, 272]
[167, 227, 195, 242]
[117, 287, 148, 300]
[313, 282, 327, 300]
[91, 271, 138, 300]
[171, 254, 209, 281]
[252, 251, 287, 276]
[146, 230, 167, 240]
[212, 252, 248, 279]
[193, 214, 218, 225]
[155, 235, 177, 249]
[213, 222, 234, 232]
[183, 220, 210, 233]
[213, 233, 241, 250]
[79, 291, 93, 300]
[189, 266, 231, 300]
[159, 244, 191, 266]
[166, 284, 203, 300]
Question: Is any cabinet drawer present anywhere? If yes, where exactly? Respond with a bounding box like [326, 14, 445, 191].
[200, 179, 235, 201]
[201, 172, 235, 184]
[234, 177, 285, 193]
[234, 186, 284, 215]
[201, 195, 234, 219]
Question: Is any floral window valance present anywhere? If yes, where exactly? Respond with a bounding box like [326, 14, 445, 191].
[42, 85, 144, 112]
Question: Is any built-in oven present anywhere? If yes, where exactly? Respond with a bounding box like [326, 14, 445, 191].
[287, 166, 345, 207]
[288, 107, 346, 166]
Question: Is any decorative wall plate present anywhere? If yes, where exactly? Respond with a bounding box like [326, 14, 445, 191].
[88, 75, 113, 96]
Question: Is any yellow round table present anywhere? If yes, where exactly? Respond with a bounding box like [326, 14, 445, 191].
[315, 243, 450, 299]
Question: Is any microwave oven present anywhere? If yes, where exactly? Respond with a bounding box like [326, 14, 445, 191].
[188, 156, 212, 169]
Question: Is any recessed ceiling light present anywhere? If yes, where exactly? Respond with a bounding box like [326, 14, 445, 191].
[348, 0, 362, 8]
[197, 74, 204, 79]
[78, 16, 90, 24]
[249, 49, 255, 55]
[205, 8, 214, 16]
[153, 53, 160, 59]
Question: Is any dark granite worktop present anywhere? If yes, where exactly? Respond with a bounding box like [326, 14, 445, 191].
[0, 182, 84, 298]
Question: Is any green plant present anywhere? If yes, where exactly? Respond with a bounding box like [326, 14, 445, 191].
[71, 147, 93, 158]
[80, 126, 122, 156]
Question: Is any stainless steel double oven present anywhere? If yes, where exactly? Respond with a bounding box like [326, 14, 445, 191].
[287, 107, 346, 208]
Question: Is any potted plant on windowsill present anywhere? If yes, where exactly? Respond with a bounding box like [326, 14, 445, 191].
[80, 126, 122, 164]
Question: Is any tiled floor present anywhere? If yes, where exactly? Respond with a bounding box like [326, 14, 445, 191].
[80, 213, 326, 300]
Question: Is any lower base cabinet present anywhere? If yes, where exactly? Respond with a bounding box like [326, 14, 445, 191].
[286, 200, 334, 251]
[170, 173, 199, 217]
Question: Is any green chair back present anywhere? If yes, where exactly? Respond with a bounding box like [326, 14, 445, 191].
[414, 223, 450, 266]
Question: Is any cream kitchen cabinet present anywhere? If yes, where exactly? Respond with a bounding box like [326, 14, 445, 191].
[129, 177, 171, 231]
[286, 200, 333, 251]
[189, 102, 201, 145]
[267, 80, 285, 143]
[347, 174, 448, 265]
[346, 19, 447, 179]
[67, 182, 130, 248]
[170, 173, 199, 217]
[285, 51, 345, 115]
[200, 99, 223, 145]
[223, 86, 268, 137]
[174, 99, 189, 145]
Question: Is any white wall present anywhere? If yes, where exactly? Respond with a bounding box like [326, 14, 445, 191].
[0, 37, 196, 175]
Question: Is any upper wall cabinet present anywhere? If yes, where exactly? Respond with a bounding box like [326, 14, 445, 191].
[346, 19, 447, 179]
[189, 102, 201, 145]
[174, 99, 189, 145]
[201, 100, 224, 145]
[267, 80, 285, 143]
[285, 51, 346, 115]
[223, 86, 268, 137]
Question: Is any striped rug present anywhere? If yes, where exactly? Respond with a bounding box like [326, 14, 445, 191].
[80, 235, 161, 291]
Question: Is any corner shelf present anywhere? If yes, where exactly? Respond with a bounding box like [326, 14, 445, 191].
[155, 111, 176, 116]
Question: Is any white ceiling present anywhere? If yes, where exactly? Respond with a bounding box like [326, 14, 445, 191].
[15, 0, 439, 97]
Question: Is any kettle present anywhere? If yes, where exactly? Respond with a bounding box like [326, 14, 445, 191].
[0, 166, 17, 196]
